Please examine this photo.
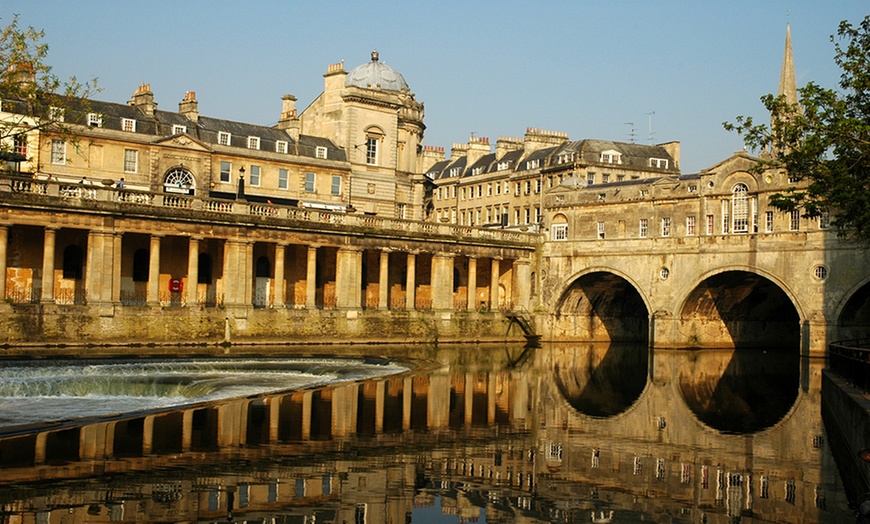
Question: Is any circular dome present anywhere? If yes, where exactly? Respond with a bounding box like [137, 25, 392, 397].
[346, 50, 409, 92]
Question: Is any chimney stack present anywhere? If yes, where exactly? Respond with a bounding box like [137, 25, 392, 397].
[179, 91, 198, 123]
[129, 83, 157, 117]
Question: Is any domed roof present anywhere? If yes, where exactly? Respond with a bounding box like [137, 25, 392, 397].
[346, 50, 409, 92]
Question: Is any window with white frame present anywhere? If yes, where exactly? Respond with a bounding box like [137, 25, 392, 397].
[524, 180, 531, 195]
[304, 172, 315, 192]
[535, 206, 541, 224]
[587, 173, 595, 185]
[597, 221, 605, 239]
[661, 217, 671, 237]
[535, 179, 542, 193]
[449, 167, 460, 177]
[524, 208, 531, 224]
[472, 166, 484, 176]
[731, 183, 749, 233]
[789, 209, 800, 231]
[123, 149, 138, 173]
[600, 150, 622, 164]
[602, 174, 610, 183]
[331, 175, 341, 195]
[87, 113, 102, 127]
[686, 215, 696, 236]
[649, 158, 669, 168]
[639, 218, 648, 238]
[819, 212, 830, 229]
[721, 200, 730, 234]
[751, 196, 759, 232]
[247, 136, 260, 150]
[49, 106, 64, 122]
[396, 203, 406, 219]
[121, 118, 137, 132]
[218, 132, 231, 146]
[220, 161, 232, 183]
[552, 214, 568, 240]
[13, 134, 27, 156]
[316, 146, 327, 159]
[765, 211, 774, 232]
[50, 139, 65, 165]
[249, 165, 261, 186]
[275, 140, 288, 154]
[497, 161, 510, 171]
[365, 136, 379, 165]
[706, 214, 714, 235]
[526, 159, 540, 170]
[495, 182, 501, 195]
[486, 183, 492, 196]
[172, 124, 187, 135]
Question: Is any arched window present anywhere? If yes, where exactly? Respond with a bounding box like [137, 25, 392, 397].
[255, 256, 271, 278]
[551, 214, 568, 241]
[132, 249, 149, 282]
[163, 167, 195, 195]
[197, 253, 212, 284]
[62, 245, 83, 280]
[732, 183, 749, 233]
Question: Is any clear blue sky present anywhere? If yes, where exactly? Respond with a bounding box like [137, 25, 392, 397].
[5, 1, 866, 173]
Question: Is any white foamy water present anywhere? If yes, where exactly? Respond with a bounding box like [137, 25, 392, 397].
[0, 357, 408, 429]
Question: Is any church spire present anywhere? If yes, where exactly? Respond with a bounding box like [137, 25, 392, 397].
[778, 23, 798, 105]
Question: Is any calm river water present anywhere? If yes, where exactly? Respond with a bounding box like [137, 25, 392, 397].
[0, 343, 857, 523]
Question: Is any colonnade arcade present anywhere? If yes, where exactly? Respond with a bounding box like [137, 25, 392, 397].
[0, 222, 531, 313]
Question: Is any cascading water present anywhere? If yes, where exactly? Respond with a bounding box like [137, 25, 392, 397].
[0, 357, 408, 431]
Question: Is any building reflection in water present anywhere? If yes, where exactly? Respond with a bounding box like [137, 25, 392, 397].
[0, 343, 853, 523]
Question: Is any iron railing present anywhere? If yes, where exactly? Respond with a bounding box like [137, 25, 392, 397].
[828, 339, 870, 393]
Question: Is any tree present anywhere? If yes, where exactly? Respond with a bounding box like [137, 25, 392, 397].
[724, 16, 870, 241]
[0, 14, 99, 166]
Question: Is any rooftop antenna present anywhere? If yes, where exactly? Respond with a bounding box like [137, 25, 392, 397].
[647, 111, 655, 145]
[624, 122, 636, 144]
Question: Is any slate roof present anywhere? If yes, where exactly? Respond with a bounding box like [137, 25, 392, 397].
[552, 139, 678, 171]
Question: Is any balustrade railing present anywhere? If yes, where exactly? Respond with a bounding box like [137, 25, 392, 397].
[828, 339, 870, 393]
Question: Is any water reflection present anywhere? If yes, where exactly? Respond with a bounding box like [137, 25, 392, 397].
[0, 343, 853, 523]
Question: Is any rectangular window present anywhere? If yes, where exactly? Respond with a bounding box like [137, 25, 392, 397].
[535, 179, 542, 193]
[121, 118, 137, 132]
[365, 137, 378, 165]
[721, 200, 730, 234]
[602, 174, 610, 183]
[172, 124, 187, 135]
[331, 175, 341, 195]
[686, 215, 696, 236]
[218, 131, 231, 146]
[496, 182, 501, 195]
[87, 113, 102, 127]
[220, 161, 231, 183]
[50, 139, 65, 165]
[276, 140, 288, 154]
[639, 218, 648, 238]
[616, 174, 625, 182]
[316, 146, 327, 159]
[13, 134, 27, 156]
[587, 173, 595, 185]
[552, 224, 568, 241]
[524, 208, 531, 224]
[661, 217, 671, 237]
[49, 106, 64, 122]
[514, 209, 520, 225]
[305, 172, 316, 192]
[706, 214, 715, 235]
[535, 206, 541, 224]
[487, 183, 492, 196]
[789, 210, 800, 231]
[819, 212, 830, 229]
[524, 181, 531, 195]
[278, 169, 288, 189]
[649, 158, 669, 168]
[396, 203, 406, 219]
[123, 149, 138, 173]
[249, 165, 261, 186]
[597, 221, 605, 239]
[765, 211, 774, 232]
[247, 136, 260, 150]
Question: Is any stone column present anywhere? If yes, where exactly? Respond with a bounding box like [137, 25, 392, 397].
[431, 253, 455, 310]
[181, 410, 193, 451]
[187, 237, 199, 307]
[402, 377, 412, 430]
[274, 243, 286, 308]
[514, 259, 531, 311]
[0, 225, 8, 300]
[378, 250, 389, 309]
[244, 241, 253, 306]
[306, 246, 317, 309]
[86, 230, 116, 307]
[405, 252, 416, 310]
[40, 226, 58, 303]
[464, 373, 474, 426]
[142, 415, 155, 454]
[112, 233, 122, 304]
[222, 240, 251, 308]
[301, 391, 313, 439]
[146, 234, 162, 305]
[467, 256, 477, 311]
[335, 247, 362, 309]
[375, 381, 385, 433]
[490, 258, 501, 311]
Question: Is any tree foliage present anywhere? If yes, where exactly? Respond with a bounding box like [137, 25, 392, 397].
[724, 16, 870, 241]
[0, 14, 99, 159]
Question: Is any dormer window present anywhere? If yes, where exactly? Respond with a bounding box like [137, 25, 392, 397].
[247, 136, 260, 150]
[218, 131, 231, 146]
[172, 124, 187, 135]
[497, 161, 510, 171]
[649, 158, 669, 168]
[87, 113, 102, 127]
[556, 153, 574, 164]
[276, 140, 288, 154]
[526, 159, 540, 170]
[49, 106, 64, 122]
[449, 167, 460, 177]
[471, 166, 484, 176]
[599, 150, 622, 164]
[121, 118, 137, 132]
[316, 146, 327, 159]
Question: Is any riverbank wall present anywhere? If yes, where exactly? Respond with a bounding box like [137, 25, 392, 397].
[0, 303, 528, 350]
[821, 370, 870, 509]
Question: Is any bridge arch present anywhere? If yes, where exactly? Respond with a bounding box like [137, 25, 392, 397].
[833, 276, 870, 341]
[552, 268, 651, 343]
[676, 267, 803, 350]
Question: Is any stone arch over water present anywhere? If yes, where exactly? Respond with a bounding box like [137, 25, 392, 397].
[835, 277, 870, 341]
[678, 270, 801, 350]
[552, 270, 650, 343]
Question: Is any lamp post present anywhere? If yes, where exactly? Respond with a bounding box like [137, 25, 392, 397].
[237, 166, 246, 200]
